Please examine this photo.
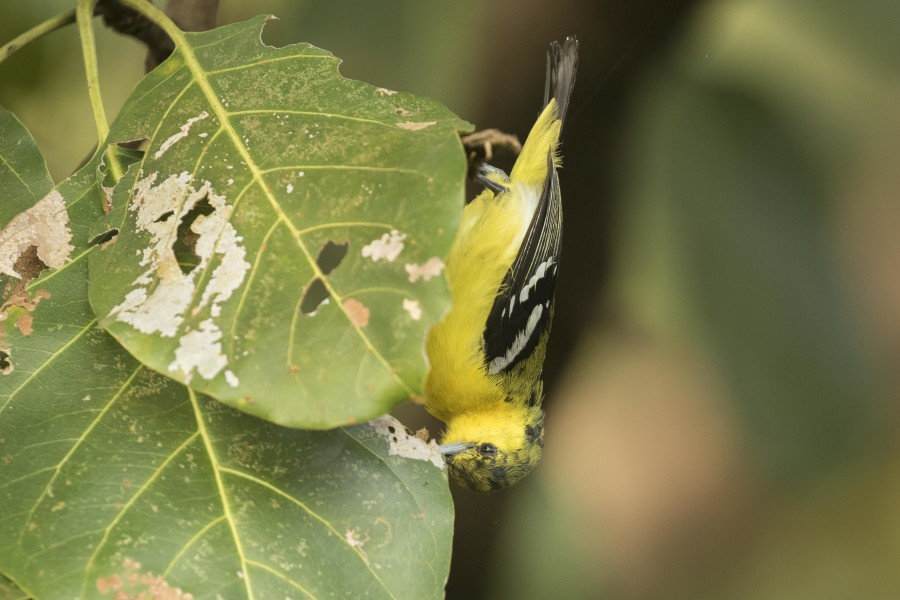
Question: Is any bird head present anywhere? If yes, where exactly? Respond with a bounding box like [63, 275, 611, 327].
[439, 408, 544, 493]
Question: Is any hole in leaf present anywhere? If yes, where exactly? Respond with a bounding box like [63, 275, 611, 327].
[154, 210, 175, 223]
[173, 195, 215, 274]
[0, 349, 12, 375]
[2, 246, 47, 303]
[98, 140, 147, 188]
[315, 240, 349, 275]
[300, 278, 330, 315]
[115, 138, 147, 151]
[12, 245, 47, 283]
[88, 228, 119, 248]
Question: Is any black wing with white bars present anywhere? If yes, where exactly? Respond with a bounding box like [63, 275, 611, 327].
[482, 153, 562, 375]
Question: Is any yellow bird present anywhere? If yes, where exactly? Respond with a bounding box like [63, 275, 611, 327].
[424, 37, 578, 493]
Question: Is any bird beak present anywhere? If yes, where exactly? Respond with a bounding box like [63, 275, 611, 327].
[439, 441, 474, 457]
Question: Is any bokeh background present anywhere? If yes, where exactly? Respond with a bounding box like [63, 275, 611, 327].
[4, 1, 900, 598]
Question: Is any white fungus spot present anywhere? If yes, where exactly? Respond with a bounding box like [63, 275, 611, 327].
[361, 230, 406, 262]
[404, 257, 444, 283]
[168, 319, 227, 383]
[224, 370, 239, 387]
[153, 112, 209, 159]
[345, 528, 370, 550]
[370, 415, 444, 469]
[396, 121, 437, 131]
[107, 172, 250, 384]
[375, 87, 398, 96]
[0, 190, 73, 278]
[402, 299, 422, 321]
[286, 183, 294, 193]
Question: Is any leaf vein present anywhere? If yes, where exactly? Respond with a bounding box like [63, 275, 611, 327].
[217, 465, 397, 599]
[189, 390, 255, 599]
[0, 319, 99, 417]
[229, 218, 283, 358]
[244, 559, 317, 599]
[78, 428, 201, 597]
[170, 32, 414, 396]
[229, 108, 396, 131]
[205, 52, 339, 76]
[161, 514, 228, 577]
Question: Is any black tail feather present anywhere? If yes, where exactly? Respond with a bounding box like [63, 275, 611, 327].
[544, 36, 579, 131]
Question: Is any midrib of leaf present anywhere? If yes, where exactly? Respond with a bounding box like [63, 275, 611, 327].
[187, 388, 254, 600]
[162, 21, 415, 397]
[216, 465, 396, 597]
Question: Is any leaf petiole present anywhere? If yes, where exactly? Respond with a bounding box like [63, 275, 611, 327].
[75, 0, 124, 183]
[114, 0, 186, 44]
[0, 9, 77, 66]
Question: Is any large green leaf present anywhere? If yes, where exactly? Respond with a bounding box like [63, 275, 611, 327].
[88, 16, 471, 428]
[0, 107, 453, 598]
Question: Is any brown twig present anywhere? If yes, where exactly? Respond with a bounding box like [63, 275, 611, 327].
[461, 128, 521, 177]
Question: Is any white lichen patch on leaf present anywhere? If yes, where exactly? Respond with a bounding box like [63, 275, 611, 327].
[224, 369, 239, 387]
[361, 230, 405, 262]
[370, 415, 444, 469]
[0, 190, 73, 278]
[168, 318, 227, 383]
[396, 121, 437, 131]
[345, 528, 370, 550]
[153, 111, 209, 159]
[107, 171, 250, 384]
[402, 298, 422, 321]
[344, 528, 371, 564]
[405, 257, 444, 283]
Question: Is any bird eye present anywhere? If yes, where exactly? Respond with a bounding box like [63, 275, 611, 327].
[477, 443, 498, 457]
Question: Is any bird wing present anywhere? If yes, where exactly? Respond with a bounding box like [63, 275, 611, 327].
[482, 153, 561, 376]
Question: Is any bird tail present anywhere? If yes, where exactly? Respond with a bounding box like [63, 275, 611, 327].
[510, 36, 578, 184]
[544, 36, 579, 131]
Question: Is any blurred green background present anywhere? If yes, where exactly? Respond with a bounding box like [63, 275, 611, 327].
[3, 0, 900, 598]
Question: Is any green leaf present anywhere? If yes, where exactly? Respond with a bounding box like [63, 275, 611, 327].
[88, 16, 472, 428]
[0, 110, 53, 226]
[0, 109, 453, 599]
